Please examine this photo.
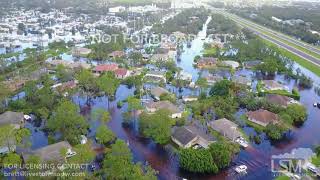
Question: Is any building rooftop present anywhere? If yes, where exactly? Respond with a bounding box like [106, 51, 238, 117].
[94, 64, 119, 72]
[0, 111, 24, 127]
[150, 87, 169, 99]
[207, 118, 242, 140]
[146, 101, 180, 114]
[23, 141, 72, 162]
[247, 109, 279, 126]
[266, 94, 292, 107]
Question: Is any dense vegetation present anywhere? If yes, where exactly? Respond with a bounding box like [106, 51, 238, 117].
[152, 8, 210, 35]
[179, 141, 240, 174]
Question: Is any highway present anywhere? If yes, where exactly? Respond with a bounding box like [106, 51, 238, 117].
[205, 7, 320, 68]
[224, 12, 320, 55]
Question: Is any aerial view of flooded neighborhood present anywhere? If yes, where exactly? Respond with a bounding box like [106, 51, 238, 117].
[0, 0, 320, 179]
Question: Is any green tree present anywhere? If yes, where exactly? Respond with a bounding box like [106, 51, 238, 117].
[0, 125, 31, 151]
[56, 64, 73, 82]
[77, 69, 99, 103]
[103, 140, 157, 179]
[0, 82, 10, 112]
[315, 146, 320, 157]
[96, 126, 115, 145]
[211, 96, 238, 120]
[122, 75, 143, 89]
[209, 141, 239, 169]
[129, 52, 143, 66]
[256, 57, 279, 75]
[68, 143, 95, 164]
[2, 153, 22, 167]
[209, 79, 232, 96]
[265, 124, 287, 140]
[285, 104, 307, 124]
[91, 108, 111, 123]
[127, 96, 142, 127]
[179, 148, 218, 173]
[97, 72, 120, 107]
[139, 110, 174, 144]
[47, 100, 89, 145]
[196, 78, 208, 94]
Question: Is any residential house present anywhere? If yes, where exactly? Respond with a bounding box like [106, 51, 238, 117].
[56, 80, 78, 92]
[196, 57, 218, 68]
[144, 71, 166, 83]
[115, 68, 129, 79]
[109, 6, 126, 13]
[0, 111, 25, 129]
[150, 87, 169, 101]
[108, 51, 125, 58]
[210, 39, 224, 49]
[232, 76, 252, 86]
[207, 118, 242, 141]
[172, 31, 186, 40]
[175, 71, 192, 82]
[171, 124, 216, 149]
[150, 54, 170, 62]
[160, 42, 177, 51]
[182, 96, 198, 102]
[262, 80, 289, 91]
[47, 60, 91, 70]
[3, 79, 26, 92]
[145, 101, 182, 118]
[0, 111, 25, 154]
[204, 74, 223, 85]
[246, 109, 279, 127]
[221, 60, 240, 69]
[244, 60, 262, 69]
[93, 64, 119, 75]
[72, 47, 91, 57]
[22, 141, 73, 163]
[266, 94, 298, 107]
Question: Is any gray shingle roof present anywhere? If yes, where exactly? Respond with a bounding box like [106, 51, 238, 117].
[172, 127, 197, 146]
[23, 141, 72, 162]
[0, 111, 24, 127]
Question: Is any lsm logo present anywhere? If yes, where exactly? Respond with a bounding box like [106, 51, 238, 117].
[271, 148, 316, 177]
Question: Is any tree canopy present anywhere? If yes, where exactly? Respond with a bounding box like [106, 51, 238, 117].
[47, 100, 89, 145]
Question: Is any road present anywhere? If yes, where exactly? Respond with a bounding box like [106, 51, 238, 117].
[224, 12, 320, 55]
[204, 7, 320, 68]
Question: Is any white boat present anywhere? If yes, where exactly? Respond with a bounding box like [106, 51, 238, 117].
[235, 165, 248, 173]
[24, 114, 32, 121]
[235, 137, 249, 148]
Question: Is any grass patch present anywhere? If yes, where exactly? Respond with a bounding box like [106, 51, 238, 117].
[245, 119, 265, 133]
[275, 175, 290, 180]
[238, 127, 249, 141]
[265, 89, 300, 100]
[203, 48, 217, 56]
[312, 156, 320, 167]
